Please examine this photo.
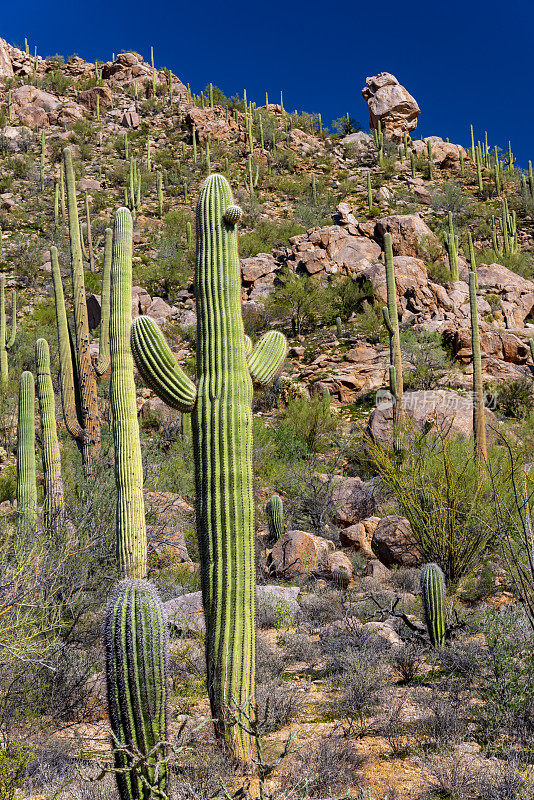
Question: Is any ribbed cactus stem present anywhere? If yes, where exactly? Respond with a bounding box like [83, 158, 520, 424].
[333, 567, 350, 591]
[266, 494, 285, 541]
[0, 275, 16, 388]
[16, 371, 37, 536]
[445, 212, 459, 282]
[382, 233, 403, 424]
[36, 339, 65, 539]
[110, 209, 147, 578]
[62, 147, 101, 468]
[336, 316, 342, 338]
[469, 271, 487, 463]
[420, 563, 446, 647]
[95, 227, 112, 377]
[105, 579, 169, 800]
[467, 231, 478, 289]
[85, 192, 95, 272]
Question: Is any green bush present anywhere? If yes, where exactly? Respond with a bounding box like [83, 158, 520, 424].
[401, 329, 451, 391]
[493, 377, 534, 419]
[239, 219, 304, 258]
[0, 746, 33, 800]
[263, 267, 331, 335]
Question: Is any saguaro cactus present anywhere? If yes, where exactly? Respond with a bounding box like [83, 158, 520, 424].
[105, 579, 169, 800]
[131, 174, 287, 762]
[444, 212, 459, 282]
[266, 494, 285, 541]
[469, 271, 487, 462]
[36, 339, 65, 539]
[51, 148, 104, 470]
[382, 233, 404, 427]
[0, 275, 16, 387]
[16, 372, 37, 536]
[420, 563, 446, 647]
[110, 209, 147, 578]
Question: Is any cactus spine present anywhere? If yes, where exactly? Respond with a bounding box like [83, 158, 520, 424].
[131, 174, 287, 762]
[16, 372, 37, 536]
[110, 209, 147, 578]
[0, 275, 16, 387]
[105, 579, 169, 800]
[444, 212, 459, 282]
[36, 339, 65, 539]
[266, 494, 285, 541]
[420, 563, 446, 647]
[382, 233, 404, 427]
[469, 271, 487, 463]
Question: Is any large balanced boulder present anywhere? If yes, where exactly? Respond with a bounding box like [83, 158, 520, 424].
[368, 389, 498, 447]
[0, 38, 13, 78]
[362, 73, 420, 139]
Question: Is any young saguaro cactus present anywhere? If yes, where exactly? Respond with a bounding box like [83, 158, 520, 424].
[109, 209, 147, 578]
[420, 563, 446, 647]
[266, 494, 285, 541]
[382, 233, 404, 427]
[105, 579, 169, 800]
[444, 212, 459, 282]
[131, 174, 287, 763]
[16, 371, 37, 536]
[51, 148, 106, 471]
[469, 271, 487, 463]
[36, 339, 65, 539]
[0, 275, 16, 388]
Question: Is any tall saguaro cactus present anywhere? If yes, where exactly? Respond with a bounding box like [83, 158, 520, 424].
[0, 275, 16, 387]
[469, 271, 487, 462]
[51, 148, 104, 471]
[109, 209, 146, 578]
[382, 233, 404, 429]
[36, 339, 65, 539]
[420, 563, 446, 647]
[131, 174, 287, 762]
[16, 371, 37, 536]
[105, 579, 169, 800]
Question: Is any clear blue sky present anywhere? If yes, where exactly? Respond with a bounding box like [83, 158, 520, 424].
[2, 0, 533, 166]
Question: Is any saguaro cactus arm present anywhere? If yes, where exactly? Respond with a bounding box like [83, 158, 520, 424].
[51, 246, 84, 442]
[95, 227, 112, 377]
[247, 330, 287, 385]
[131, 316, 197, 411]
[110, 209, 147, 579]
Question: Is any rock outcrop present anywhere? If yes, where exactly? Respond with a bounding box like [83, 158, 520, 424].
[362, 73, 420, 139]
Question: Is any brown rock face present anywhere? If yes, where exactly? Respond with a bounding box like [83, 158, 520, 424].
[18, 105, 48, 127]
[331, 476, 379, 526]
[77, 86, 113, 112]
[0, 38, 13, 78]
[371, 516, 421, 568]
[267, 530, 334, 578]
[339, 516, 380, 557]
[373, 215, 438, 258]
[185, 106, 239, 144]
[362, 73, 420, 139]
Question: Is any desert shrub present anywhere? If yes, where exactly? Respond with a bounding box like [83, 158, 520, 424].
[43, 70, 72, 94]
[0, 746, 34, 800]
[353, 301, 384, 344]
[255, 638, 284, 682]
[391, 641, 423, 682]
[419, 687, 466, 748]
[255, 681, 301, 731]
[329, 276, 375, 322]
[239, 219, 304, 258]
[263, 268, 331, 335]
[431, 181, 472, 219]
[256, 596, 296, 630]
[401, 328, 452, 391]
[334, 647, 388, 737]
[370, 430, 498, 582]
[299, 591, 345, 631]
[278, 631, 320, 666]
[285, 738, 367, 798]
[493, 377, 534, 419]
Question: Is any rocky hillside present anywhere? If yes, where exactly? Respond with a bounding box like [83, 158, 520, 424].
[1, 34, 534, 800]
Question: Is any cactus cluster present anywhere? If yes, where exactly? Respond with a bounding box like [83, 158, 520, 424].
[131, 173, 287, 762]
[420, 563, 446, 647]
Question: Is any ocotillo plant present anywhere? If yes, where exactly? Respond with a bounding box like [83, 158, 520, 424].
[444, 212, 459, 282]
[36, 339, 65, 540]
[109, 208, 147, 579]
[105, 579, 169, 800]
[266, 494, 285, 541]
[420, 563, 446, 647]
[382, 233, 404, 428]
[469, 271, 487, 463]
[131, 174, 287, 762]
[0, 275, 16, 387]
[51, 150, 102, 471]
[16, 371, 37, 537]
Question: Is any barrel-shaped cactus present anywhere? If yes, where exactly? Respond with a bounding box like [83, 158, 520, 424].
[36, 339, 65, 539]
[333, 567, 350, 591]
[420, 563, 446, 647]
[109, 209, 146, 578]
[16, 371, 37, 536]
[266, 494, 285, 541]
[0, 275, 16, 387]
[105, 579, 169, 800]
[131, 173, 287, 762]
